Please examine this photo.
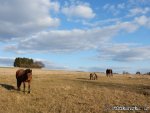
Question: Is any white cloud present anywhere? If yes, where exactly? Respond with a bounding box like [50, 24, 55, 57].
[50, 1, 60, 12]
[118, 21, 139, 32]
[62, 4, 95, 19]
[3, 18, 141, 54]
[128, 0, 150, 6]
[134, 15, 150, 27]
[4, 28, 116, 53]
[0, 0, 60, 40]
[82, 18, 121, 27]
[103, 3, 125, 16]
[98, 44, 150, 62]
[128, 7, 150, 17]
[117, 3, 125, 9]
[0, 57, 14, 66]
[103, 3, 124, 11]
[103, 1, 150, 19]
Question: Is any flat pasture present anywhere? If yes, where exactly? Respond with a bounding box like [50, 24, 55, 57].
[0, 68, 150, 113]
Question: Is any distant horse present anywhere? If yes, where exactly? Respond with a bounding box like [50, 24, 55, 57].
[90, 73, 94, 80]
[90, 72, 98, 80]
[16, 69, 32, 93]
[106, 69, 113, 77]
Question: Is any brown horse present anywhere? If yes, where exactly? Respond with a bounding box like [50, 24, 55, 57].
[90, 72, 98, 80]
[94, 73, 98, 80]
[16, 69, 32, 93]
[106, 69, 113, 77]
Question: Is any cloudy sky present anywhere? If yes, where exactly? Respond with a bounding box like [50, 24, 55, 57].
[0, 0, 150, 73]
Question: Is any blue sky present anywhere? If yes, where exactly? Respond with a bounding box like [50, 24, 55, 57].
[0, 0, 150, 73]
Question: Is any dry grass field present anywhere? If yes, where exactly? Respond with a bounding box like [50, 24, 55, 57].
[0, 67, 150, 113]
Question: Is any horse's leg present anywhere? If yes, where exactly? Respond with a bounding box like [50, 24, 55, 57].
[17, 80, 21, 91]
[95, 75, 97, 80]
[23, 82, 25, 93]
[94, 74, 96, 80]
[90, 75, 92, 80]
[28, 81, 30, 93]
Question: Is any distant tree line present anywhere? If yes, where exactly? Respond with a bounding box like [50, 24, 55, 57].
[123, 71, 130, 75]
[144, 72, 150, 75]
[14, 57, 45, 68]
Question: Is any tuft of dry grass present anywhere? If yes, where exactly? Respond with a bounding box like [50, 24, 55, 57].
[0, 68, 150, 113]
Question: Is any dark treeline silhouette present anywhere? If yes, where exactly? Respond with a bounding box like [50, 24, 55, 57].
[144, 72, 150, 75]
[136, 71, 141, 75]
[14, 57, 45, 68]
[123, 71, 130, 75]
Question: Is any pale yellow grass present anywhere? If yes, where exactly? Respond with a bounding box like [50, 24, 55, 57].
[0, 67, 150, 113]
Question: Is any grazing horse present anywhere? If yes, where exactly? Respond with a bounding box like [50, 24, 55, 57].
[16, 69, 32, 93]
[106, 69, 113, 77]
[90, 72, 98, 80]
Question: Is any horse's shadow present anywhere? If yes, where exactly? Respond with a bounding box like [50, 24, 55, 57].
[0, 84, 16, 90]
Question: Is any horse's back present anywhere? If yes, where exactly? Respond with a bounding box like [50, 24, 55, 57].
[16, 69, 25, 78]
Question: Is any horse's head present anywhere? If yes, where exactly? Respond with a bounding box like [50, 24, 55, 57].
[25, 69, 32, 81]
